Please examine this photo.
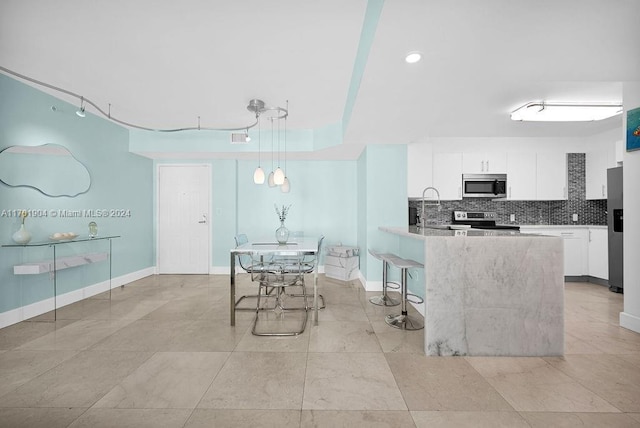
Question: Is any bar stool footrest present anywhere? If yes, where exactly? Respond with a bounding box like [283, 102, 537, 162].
[406, 293, 424, 305]
[386, 281, 401, 290]
[369, 294, 401, 306]
[385, 313, 424, 330]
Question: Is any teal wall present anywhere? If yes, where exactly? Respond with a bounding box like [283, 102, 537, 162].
[358, 145, 408, 282]
[357, 149, 369, 278]
[0, 74, 154, 313]
[236, 159, 358, 264]
[0, 74, 411, 318]
[151, 157, 359, 268]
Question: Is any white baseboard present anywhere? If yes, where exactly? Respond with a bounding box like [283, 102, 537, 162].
[212, 266, 231, 275]
[112, 266, 155, 287]
[0, 307, 23, 329]
[620, 311, 640, 334]
[0, 266, 155, 329]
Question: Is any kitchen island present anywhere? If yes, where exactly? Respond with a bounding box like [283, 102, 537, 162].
[379, 226, 564, 357]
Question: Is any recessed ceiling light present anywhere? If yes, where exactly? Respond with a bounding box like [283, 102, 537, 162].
[405, 51, 422, 64]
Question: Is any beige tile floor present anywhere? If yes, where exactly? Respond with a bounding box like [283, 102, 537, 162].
[0, 275, 639, 427]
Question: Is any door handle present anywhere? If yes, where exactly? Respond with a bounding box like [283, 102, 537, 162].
[198, 214, 207, 224]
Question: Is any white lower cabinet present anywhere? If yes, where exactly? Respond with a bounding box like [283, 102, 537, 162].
[588, 228, 608, 280]
[561, 230, 588, 276]
[520, 227, 588, 276]
[522, 227, 609, 279]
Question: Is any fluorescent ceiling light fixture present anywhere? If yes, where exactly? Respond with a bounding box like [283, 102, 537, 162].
[510, 101, 622, 122]
[405, 51, 422, 63]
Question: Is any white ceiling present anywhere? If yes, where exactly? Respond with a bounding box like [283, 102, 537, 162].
[1, 0, 639, 159]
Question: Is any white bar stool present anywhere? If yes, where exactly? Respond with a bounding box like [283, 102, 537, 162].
[384, 255, 424, 331]
[368, 249, 400, 306]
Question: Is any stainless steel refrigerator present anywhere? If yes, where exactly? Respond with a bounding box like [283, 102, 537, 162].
[607, 166, 623, 293]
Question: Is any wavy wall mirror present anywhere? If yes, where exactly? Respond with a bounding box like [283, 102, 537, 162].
[0, 144, 91, 197]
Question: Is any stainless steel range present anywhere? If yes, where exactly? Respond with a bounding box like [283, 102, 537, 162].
[452, 211, 520, 231]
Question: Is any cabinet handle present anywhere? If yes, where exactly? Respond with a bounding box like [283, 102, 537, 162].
[486, 160, 490, 171]
[481, 160, 485, 172]
[509, 186, 512, 199]
[602, 184, 605, 197]
[561, 232, 573, 236]
[589, 230, 592, 242]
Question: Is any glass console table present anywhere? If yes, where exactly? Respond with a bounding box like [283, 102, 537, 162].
[2, 235, 120, 321]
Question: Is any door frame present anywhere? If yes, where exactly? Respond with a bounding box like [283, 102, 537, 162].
[155, 163, 212, 274]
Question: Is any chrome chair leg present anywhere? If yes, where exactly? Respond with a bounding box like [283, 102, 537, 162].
[235, 284, 276, 311]
[252, 279, 308, 336]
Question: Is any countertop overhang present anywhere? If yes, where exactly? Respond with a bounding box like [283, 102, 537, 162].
[380, 225, 561, 239]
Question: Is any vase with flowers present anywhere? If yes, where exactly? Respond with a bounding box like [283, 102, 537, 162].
[274, 203, 291, 244]
[12, 210, 32, 245]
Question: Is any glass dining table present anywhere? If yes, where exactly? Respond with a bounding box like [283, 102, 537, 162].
[229, 237, 320, 327]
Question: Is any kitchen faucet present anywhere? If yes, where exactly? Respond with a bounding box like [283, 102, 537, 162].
[419, 187, 441, 228]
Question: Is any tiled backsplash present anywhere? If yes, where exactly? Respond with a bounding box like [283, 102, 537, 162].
[409, 153, 607, 226]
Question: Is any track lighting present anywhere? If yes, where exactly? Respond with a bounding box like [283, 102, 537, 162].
[0, 67, 293, 188]
[76, 97, 86, 117]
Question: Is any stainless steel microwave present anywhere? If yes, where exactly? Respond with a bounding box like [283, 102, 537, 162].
[462, 174, 507, 198]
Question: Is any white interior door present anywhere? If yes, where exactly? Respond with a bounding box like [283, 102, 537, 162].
[158, 165, 210, 274]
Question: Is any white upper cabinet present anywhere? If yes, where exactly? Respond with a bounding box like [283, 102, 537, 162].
[506, 152, 536, 200]
[407, 143, 433, 198]
[536, 152, 567, 200]
[586, 148, 608, 199]
[433, 152, 462, 200]
[586, 144, 619, 200]
[462, 152, 507, 174]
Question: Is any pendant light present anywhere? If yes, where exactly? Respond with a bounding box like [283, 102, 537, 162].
[267, 117, 276, 187]
[281, 102, 290, 193]
[252, 113, 265, 184]
[273, 115, 285, 185]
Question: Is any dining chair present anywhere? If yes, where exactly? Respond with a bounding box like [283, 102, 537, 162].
[234, 233, 277, 311]
[251, 252, 309, 336]
[281, 235, 326, 309]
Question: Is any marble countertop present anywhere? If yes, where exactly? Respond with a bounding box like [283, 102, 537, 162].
[518, 224, 607, 229]
[380, 226, 559, 239]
